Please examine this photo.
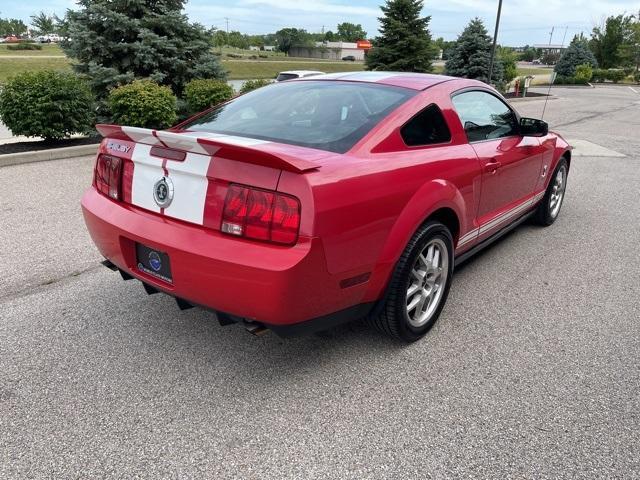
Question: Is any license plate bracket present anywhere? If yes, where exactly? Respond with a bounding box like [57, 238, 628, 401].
[136, 243, 173, 283]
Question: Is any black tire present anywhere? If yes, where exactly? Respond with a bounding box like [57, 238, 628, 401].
[535, 157, 569, 226]
[368, 221, 454, 342]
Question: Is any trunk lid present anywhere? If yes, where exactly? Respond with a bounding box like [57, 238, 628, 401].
[96, 124, 323, 229]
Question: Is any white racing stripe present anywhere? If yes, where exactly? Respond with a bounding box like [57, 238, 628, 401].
[163, 152, 211, 225]
[129, 144, 212, 224]
[458, 191, 545, 248]
[131, 144, 163, 213]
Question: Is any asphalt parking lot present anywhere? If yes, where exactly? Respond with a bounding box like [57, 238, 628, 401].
[1, 85, 639, 478]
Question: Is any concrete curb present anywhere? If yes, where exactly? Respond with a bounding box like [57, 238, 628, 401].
[0, 144, 99, 168]
[508, 95, 558, 103]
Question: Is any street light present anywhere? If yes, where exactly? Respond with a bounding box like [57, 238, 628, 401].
[487, 0, 503, 84]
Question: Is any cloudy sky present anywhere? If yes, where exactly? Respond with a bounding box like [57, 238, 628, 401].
[3, 0, 638, 45]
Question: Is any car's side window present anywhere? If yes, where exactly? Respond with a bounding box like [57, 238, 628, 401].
[400, 104, 451, 147]
[451, 91, 519, 142]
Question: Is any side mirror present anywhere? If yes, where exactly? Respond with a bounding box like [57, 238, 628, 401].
[520, 117, 548, 137]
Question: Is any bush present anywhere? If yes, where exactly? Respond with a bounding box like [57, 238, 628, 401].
[634, 71, 640, 84]
[108, 80, 177, 129]
[0, 71, 94, 141]
[607, 69, 626, 83]
[184, 78, 234, 112]
[6, 43, 43, 51]
[591, 69, 607, 83]
[239, 79, 273, 94]
[574, 64, 593, 84]
[554, 75, 580, 85]
[226, 53, 243, 59]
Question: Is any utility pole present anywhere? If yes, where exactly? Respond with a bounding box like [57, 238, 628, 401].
[225, 17, 229, 35]
[487, 0, 503, 85]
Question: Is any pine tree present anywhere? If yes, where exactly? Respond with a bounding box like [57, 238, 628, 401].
[444, 18, 503, 84]
[555, 35, 598, 77]
[61, 0, 225, 99]
[365, 0, 435, 72]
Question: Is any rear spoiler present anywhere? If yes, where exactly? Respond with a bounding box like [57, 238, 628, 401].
[95, 124, 320, 173]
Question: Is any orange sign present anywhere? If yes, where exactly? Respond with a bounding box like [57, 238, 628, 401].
[356, 40, 372, 49]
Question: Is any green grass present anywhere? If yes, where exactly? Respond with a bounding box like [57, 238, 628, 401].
[222, 60, 366, 79]
[516, 66, 554, 76]
[0, 57, 72, 82]
[0, 43, 65, 56]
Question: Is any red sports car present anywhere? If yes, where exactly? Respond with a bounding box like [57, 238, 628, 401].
[82, 72, 571, 342]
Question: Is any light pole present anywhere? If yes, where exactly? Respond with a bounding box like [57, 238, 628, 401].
[487, 0, 503, 84]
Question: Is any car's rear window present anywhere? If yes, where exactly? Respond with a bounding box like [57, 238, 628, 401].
[183, 81, 416, 153]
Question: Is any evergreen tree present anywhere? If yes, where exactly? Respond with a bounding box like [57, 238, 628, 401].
[365, 0, 435, 72]
[62, 0, 225, 98]
[444, 18, 503, 84]
[555, 35, 598, 77]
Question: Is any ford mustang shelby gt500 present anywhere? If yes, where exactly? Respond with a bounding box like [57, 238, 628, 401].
[82, 72, 571, 342]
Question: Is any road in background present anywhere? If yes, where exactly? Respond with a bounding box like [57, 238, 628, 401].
[1, 86, 639, 478]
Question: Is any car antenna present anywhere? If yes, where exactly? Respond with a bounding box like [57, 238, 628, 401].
[541, 25, 569, 121]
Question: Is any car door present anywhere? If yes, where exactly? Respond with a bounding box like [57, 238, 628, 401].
[451, 89, 545, 233]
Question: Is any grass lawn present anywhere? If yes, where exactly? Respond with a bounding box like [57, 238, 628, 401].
[0, 43, 65, 56]
[222, 60, 366, 79]
[0, 57, 72, 82]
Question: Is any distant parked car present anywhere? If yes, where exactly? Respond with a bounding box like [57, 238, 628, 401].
[3, 36, 20, 43]
[276, 70, 324, 82]
[532, 59, 542, 65]
[37, 34, 61, 43]
[342, 55, 356, 61]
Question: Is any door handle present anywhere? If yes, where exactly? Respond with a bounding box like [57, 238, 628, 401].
[485, 159, 502, 174]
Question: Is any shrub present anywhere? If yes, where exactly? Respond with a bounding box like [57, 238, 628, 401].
[634, 71, 640, 84]
[554, 75, 579, 85]
[606, 69, 626, 83]
[184, 78, 234, 112]
[574, 64, 593, 84]
[239, 79, 273, 94]
[0, 70, 94, 141]
[6, 43, 43, 51]
[591, 69, 607, 83]
[108, 80, 177, 129]
[226, 53, 243, 59]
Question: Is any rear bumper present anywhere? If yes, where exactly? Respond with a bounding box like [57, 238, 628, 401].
[81, 188, 370, 328]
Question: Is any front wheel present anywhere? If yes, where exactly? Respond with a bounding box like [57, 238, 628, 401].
[368, 221, 454, 342]
[535, 158, 568, 226]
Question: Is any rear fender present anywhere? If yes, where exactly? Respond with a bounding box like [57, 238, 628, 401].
[376, 179, 466, 266]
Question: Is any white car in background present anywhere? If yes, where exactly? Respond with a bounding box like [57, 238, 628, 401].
[275, 70, 325, 82]
[37, 34, 61, 43]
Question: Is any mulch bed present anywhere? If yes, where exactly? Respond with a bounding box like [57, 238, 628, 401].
[0, 136, 101, 155]
[503, 91, 549, 99]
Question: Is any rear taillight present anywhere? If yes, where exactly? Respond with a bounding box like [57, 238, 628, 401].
[94, 154, 122, 200]
[221, 184, 301, 245]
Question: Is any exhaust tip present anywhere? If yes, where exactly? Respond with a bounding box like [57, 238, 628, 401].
[244, 321, 270, 336]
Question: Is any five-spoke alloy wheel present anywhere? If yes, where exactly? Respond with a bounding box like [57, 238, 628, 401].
[369, 221, 454, 342]
[536, 157, 569, 226]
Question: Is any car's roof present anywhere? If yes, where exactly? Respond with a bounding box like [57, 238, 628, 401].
[278, 70, 325, 76]
[296, 71, 473, 91]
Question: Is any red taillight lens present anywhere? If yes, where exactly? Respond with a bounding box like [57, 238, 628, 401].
[94, 154, 122, 200]
[221, 184, 301, 245]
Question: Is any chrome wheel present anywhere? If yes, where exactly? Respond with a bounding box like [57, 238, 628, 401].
[406, 238, 449, 328]
[549, 166, 567, 218]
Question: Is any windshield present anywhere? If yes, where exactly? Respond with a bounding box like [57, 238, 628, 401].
[183, 81, 415, 153]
